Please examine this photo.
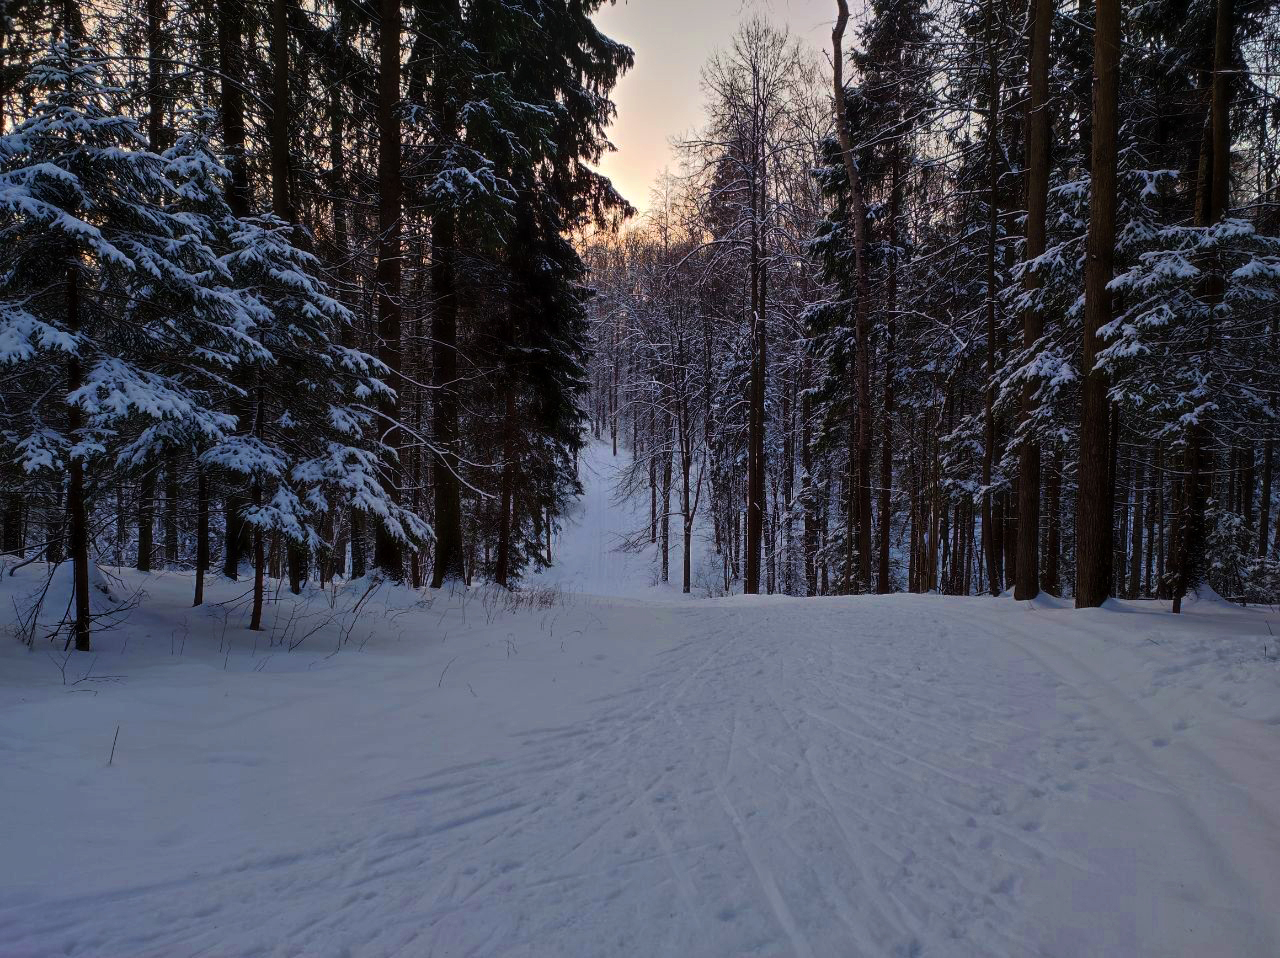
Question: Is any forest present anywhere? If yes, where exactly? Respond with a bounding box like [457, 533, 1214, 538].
[1, 0, 1278, 654]
[2, 2, 1280, 955]
[0, 0, 631, 651]
[587, 0, 1280, 609]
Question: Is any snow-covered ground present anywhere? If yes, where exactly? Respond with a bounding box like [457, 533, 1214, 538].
[2, 443, 1279, 957]
[527, 440, 725, 599]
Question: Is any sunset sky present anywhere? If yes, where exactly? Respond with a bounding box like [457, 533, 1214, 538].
[593, 0, 837, 214]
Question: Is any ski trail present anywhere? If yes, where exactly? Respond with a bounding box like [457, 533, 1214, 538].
[3, 443, 1278, 957]
[712, 777, 816, 958]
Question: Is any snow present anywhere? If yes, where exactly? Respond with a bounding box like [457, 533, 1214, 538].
[525, 442, 721, 599]
[2, 443, 1280, 957]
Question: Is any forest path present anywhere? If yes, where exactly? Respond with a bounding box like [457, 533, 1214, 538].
[2, 445, 1279, 957]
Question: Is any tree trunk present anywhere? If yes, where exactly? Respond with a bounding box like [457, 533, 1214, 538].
[495, 385, 516, 588]
[854, 277, 872, 591]
[2, 482, 21, 556]
[1129, 449, 1145, 597]
[141, 0, 170, 576]
[146, 3, 170, 615]
[1076, 0, 1121, 608]
[428, 208, 465, 586]
[1175, 0, 1232, 612]
[650, 443, 658, 543]
[834, 0, 872, 593]
[136, 470, 154, 572]
[681, 423, 694, 595]
[1242, 446, 1256, 533]
[146, 0, 168, 151]
[660, 424, 672, 583]
[194, 469, 209, 606]
[271, 0, 304, 602]
[802, 362, 818, 596]
[164, 454, 179, 565]
[327, 37, 362, 582]
[1044, 449, 1060, 594]
[1109, 405, 1122, 596]
[1149, 452, 1161, 595]
[219, 0, 251, 580]
[1259, 438, 1273, 557]
[46, 484, 63, 565]
[1015, 0, 1052, 599]
[744, 105, 766, 595]
[250, 528, 266, 630]
[982, 0, 1003, 598]
[429, 14, 466, 589]
[66, 266, 90, 651]
[373, 0, 404, 580]
[217, 1, 249, 216]
[781, 373, 794, 594]
[877, 148, 901, 594]
[269, 0, 292, 219]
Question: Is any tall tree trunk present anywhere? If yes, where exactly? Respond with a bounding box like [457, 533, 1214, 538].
[2, 477, 21, 556]
[139, 0, 165, 574]
[249, 526, 266, 629]
[744, 93, 766, 595]
[682, 453, 694, 595]
[194, 469, 209, 606]
[834, 0, 872, 592]
[428, 196, 466, 587]
[60, 0, 86, 43]
[1109, 405, 1122, 595]
[373, 0, 404, 580]
[1259, 438, 1273, 557]
[494, 386, 516, 588]
[660, 429, 672, 583]
[680, 383, 696, 595]
[66, 266, 90, 651]
[1164, 472, 1181, 599]
[1242, 446, 1256, 533]
[327, 29, 363, 581]
[1075, 0, 1121, 608]
[802, 362, 818, 596]
[1015, 0, 1052, 599]
[1129, 449, 1145, 597]
[429, 18, 465, 589]
[877, 149, 901, 594]
[854, 276, 872, 591]
[146, 0, 167, 151]
[164, 454, 179, 566]
[219, 0, 251, 580]
[271, 0, 306, 598]
[1152, 453, 1162, 594]
[136, 471, 154, 572]
[1044, 448, 1060, 594]
[1175, 0, 1232, 612]
[269, 0, 291, 219]
[46, 484, 63, 565]
[982, 0, 1003, 597]
[781, 371, 794, 594]
[650, 435, 658, 543]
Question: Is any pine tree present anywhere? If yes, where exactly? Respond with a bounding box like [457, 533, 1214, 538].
[1076, 0, 1122, 608]
[0, 46, 243, 646]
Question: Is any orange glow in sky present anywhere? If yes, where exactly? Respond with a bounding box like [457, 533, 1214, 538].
[593, 0, 838, 214]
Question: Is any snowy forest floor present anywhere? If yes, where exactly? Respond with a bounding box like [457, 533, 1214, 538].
[3, 444, 1280, 957]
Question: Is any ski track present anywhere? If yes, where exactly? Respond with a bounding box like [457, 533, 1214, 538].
[2, 447, 1279, 956]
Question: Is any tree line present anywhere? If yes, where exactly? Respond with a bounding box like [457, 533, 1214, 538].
[586, 0, 1280, 607]
[0, 0, 630, 649]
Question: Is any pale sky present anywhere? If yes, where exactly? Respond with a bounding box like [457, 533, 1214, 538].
[594, 0, 838, 214]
